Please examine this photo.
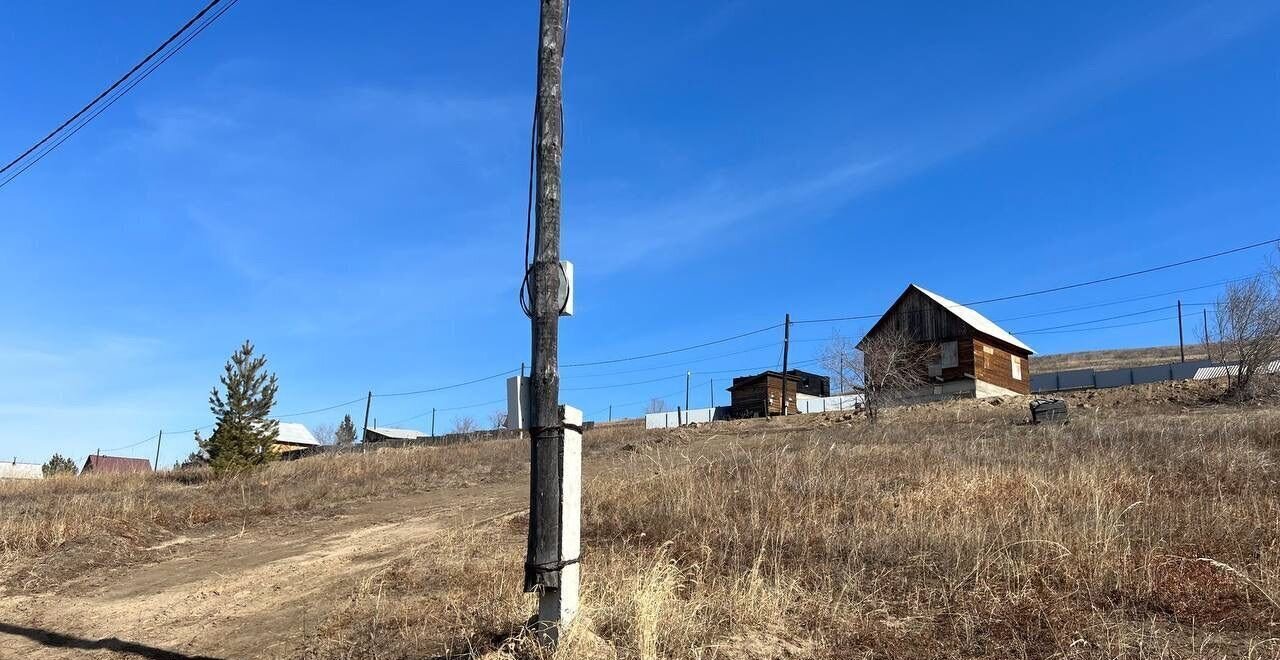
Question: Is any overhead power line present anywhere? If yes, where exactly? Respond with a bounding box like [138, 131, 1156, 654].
[793, 238, 1277, 325]
[1022, 312, 1205, 336]
[992, 276, 1253, 323]
[562, 323, 781, 368]
[1012, 304, 1173, 334]
[104, 433, 161, 453]
[0, 0, 237, 190]
[375, 367, 521, 398]
[1014, 303, 1214, 335]
[277, 396, 369, 418]
[563, 342, 778, 379]
[965, 239, 1277, 306]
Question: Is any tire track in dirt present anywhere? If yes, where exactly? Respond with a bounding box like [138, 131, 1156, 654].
[0, 483, 524, 659]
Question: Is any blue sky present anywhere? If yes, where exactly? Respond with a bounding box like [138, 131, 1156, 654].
[1, 1, 1277, 467]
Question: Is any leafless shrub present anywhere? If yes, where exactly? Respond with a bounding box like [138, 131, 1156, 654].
[645, 398, 668, 414]
[488, 409, 508, 430]
[451, 416, 478, 434]
[310, 423, 337, 445]
[817, 330, 858, 394]
[1204, 275, 1280, 400]
[855, 326, 936, 421]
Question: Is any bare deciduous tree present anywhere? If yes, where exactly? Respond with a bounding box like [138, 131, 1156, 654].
[452, 416, 478, 434]
[1204, 272, 1280, 400]
[310, 423, 337, 446]
[853, 326, 936, 422]
[645, 398, 668, 414]
[818, 330, 858, 394]
[488, 409, 508, 430]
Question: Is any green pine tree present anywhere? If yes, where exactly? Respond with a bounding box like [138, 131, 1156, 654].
[335, 414, 357, 446]
[200, 340, 280, 474]
[42, 453, 78, 477]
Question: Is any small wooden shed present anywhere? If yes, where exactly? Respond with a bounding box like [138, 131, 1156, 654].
[727, 369, 831, 418]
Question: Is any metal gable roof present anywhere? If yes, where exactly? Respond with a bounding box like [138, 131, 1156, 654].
[368, 427, 424, 440]
[911, 284, 1034, 354]
[84, 455, 152, 473]
[276, 422, 320, 446]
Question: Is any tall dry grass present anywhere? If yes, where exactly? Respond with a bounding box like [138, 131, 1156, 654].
[0, 438, 532, 564]
[311, 403, 1280, 659]
[1032, 345, 1209, 372]
[6, 395, 1279, 658]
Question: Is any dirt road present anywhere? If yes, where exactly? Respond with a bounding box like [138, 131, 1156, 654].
[0, 482, 526, 660]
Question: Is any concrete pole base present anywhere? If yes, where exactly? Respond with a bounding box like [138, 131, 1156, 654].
[533, 404, 582, 644]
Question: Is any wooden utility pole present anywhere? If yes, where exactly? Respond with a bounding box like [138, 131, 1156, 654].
[1203, 308, 1210, 347]
[526, 0, 574, 642]
[780, 313, 792, 415]
[430, 408, 436, 437]
[608, 405, 612, 422]
[685, 371, 691, 413]
[154, 430, 163, 470]
[1177, 300, 1185, 362]
[360, 391, 372, 443]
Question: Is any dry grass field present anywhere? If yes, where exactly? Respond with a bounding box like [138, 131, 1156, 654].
[2, 379, 1279, 659]
[1032, 345, 1210, 372]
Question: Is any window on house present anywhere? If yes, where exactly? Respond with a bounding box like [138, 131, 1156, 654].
[1011, 355, 1022, 381]
[939, 341, 958, 369]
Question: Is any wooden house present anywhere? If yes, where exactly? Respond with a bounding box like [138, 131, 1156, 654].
[273, 422, 321, 456]
[859, 284, 1034, 399]
[727, 369, 831, 418]
[81, 455, 152, 474]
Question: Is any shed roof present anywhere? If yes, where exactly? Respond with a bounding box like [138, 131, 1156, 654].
[368, 427, 424, 440]
[276, 422, 320, 447]
[83, 455, 152, 474]
[727, 369, 823, 390]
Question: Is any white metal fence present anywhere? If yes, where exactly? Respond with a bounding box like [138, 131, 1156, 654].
[1031, 358, 1280, 393]
[644, 394, 865, 429]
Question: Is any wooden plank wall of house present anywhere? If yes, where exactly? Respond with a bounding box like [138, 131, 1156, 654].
[973, 336, 1031, 394]
[729, 374, 799, 418]
[872, 288, 972, 343]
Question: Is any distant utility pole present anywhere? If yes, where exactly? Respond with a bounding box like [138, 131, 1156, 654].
[1203, 308, 1210, 348]
[780, 313, 792, 415]
[709, 378, 714, 409]
[525, 0, 575, 644]
[608, 405, 612, 422]
[154, 430, 163, 469]
[1177, 300, 1185, 362]
[685, 371, 691, 412]
[431, 408, 436, 437]
[361, 391, 372, 443]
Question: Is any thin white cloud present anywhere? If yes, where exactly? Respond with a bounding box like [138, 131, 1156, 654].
[568, 0, 1278, 276]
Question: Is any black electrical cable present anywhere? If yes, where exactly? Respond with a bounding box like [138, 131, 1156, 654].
[0, 0, 237, 190]
[0, 0, 225, 176]
[562, 323, 781, 368]
[792, 239, 1277, 325]
[375, 367, 520, 398]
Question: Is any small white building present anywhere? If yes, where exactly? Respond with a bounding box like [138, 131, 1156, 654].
[0, 460, 44, 480]
[364, 427, 425, 443]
